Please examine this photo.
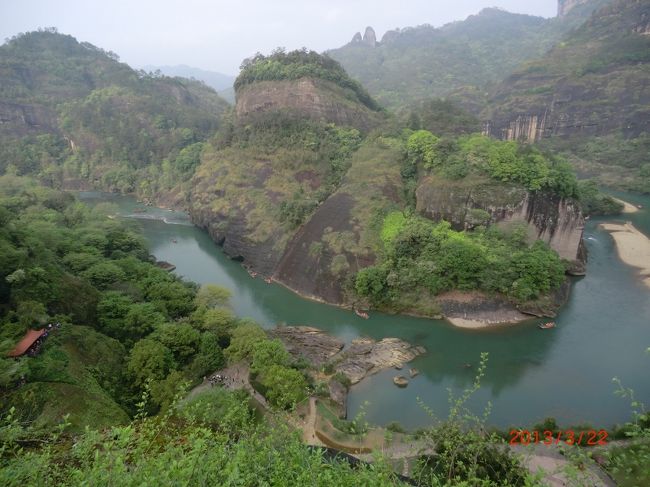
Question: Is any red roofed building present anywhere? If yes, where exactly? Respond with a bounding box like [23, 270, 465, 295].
[7, 329, 46, 357]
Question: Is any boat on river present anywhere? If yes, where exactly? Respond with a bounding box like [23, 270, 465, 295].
[354, 309, 369, 319]
[538, 322, 556, 329]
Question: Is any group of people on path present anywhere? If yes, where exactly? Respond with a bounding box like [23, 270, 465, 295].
[206, 373, 242, 389]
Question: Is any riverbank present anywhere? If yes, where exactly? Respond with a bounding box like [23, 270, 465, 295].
[600, 222, 650, 289]
[612, 197, 639, 214]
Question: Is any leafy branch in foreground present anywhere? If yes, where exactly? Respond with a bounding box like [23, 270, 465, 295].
[413, 353, 533, 486]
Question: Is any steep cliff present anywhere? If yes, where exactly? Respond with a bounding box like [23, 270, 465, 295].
[482, 0, 650, 186]
[274, 140, 403, 303]
[235, 78, 380, 131]
[416, 175, 585, 270]
[189, 51, 386, 287]
[558, 0, 593, 17]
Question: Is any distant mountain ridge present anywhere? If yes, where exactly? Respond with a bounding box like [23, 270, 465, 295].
[327, 0, 614, 108]
[141, 64, 235, 92]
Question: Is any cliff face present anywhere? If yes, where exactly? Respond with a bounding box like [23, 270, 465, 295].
[274, 142, 403, 304]
[483, 0, 650, 150]
[416, 176, 585, 267]
[0, 101, 58, 136]
[482, 68, 649, 143]
[235, 78, 380, 131]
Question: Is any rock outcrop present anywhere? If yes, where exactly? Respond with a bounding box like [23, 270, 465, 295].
[270, 326, 344, 367]
[415, 176, 585, 264]
[362, 27, 377, 47]
[335, 337, 425, 384]
[235, 78, 380, 132]
[271, 326, 425, 385]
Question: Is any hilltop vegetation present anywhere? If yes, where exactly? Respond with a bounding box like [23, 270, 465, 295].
[235, 49, 380, 111]
[0, 30, 229, 200]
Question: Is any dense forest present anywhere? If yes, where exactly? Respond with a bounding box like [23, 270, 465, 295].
[0, 30, 229, 202]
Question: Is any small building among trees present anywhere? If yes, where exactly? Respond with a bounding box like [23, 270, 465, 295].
[7, 329, 47, 358]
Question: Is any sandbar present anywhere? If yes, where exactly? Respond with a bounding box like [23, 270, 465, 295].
[600, 222, 650, 289]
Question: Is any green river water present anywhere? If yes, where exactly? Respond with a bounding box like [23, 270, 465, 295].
[79, 191, 650, 430]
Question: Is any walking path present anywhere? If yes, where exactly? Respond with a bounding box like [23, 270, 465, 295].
[188, 370, 615, 486]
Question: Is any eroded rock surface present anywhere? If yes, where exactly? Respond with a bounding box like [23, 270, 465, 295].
[272, 326, 425, 385]
[271, 326, 344, 367]
[335, 337, 425, 384]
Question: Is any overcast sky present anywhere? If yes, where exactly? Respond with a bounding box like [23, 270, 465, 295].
[0, 1, 558, 75]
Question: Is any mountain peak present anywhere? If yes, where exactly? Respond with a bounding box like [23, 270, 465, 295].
[363, 26, 377, 47]
[558, 0, 591, 17]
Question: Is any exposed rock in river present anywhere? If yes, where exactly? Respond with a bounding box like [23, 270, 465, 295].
[271, 326, 425, 385]
[335, 337, 425, 385]
[393, 376, 409, 388]
[271, 326, 344, 367]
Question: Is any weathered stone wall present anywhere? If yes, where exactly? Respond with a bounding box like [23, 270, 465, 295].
[235, 78, 379, 131]
[415, 176, 585, 263]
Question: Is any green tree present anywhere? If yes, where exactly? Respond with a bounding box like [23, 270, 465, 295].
[406, 130, 439, 168]
[225, 321, 267, 363]
[259, 365, 308, 409]
[127, 338, 175, 387]
[194, 284, 232, 309]
[155, 323, 201, 364]
[250, 339, 291, 375]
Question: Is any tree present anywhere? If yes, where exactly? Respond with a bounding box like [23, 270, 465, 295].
[123, 302, 167, 344]
[406, 130, 439, 168]
[225, 322, 267, 363]
[127, 338, 175, 387]
[186, 333, 225, 378]
[97, 291, 134, 336]
[259, 365, 308, 409]
[150, 370, 186, 411]
[250, 339, 290, 375]
[145, 280, 195, 318]
[155, 323, 201, 364]
[195, 284, 232, 309]
[81, 261, 126, 289]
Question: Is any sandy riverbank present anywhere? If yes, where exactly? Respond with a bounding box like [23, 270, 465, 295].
[612, 197, 639, 214]
[600, 222, 650, 289]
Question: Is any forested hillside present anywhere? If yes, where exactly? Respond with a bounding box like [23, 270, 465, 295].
[0, 29, 230, 202]
[327, 1, 613, 108]
[483, 0, 650, 192]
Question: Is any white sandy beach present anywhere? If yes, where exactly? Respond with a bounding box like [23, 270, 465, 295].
[600, 222, 650, 289]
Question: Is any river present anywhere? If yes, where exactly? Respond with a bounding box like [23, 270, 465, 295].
[79, 191, 650, 430]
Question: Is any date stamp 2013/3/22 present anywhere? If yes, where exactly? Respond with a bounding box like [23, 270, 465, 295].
[509, 429, 608, 446]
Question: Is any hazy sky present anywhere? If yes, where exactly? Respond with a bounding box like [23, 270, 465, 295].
[0, 1, 558, 75]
